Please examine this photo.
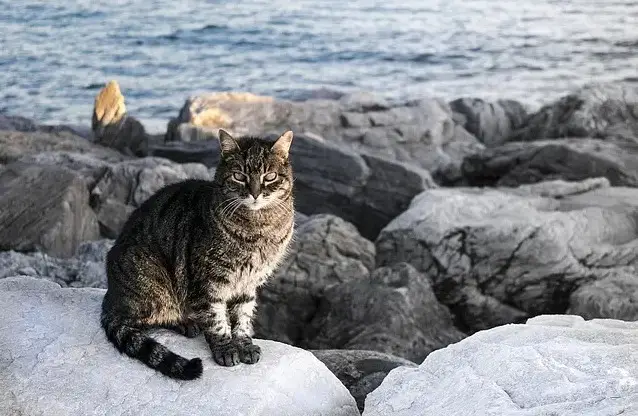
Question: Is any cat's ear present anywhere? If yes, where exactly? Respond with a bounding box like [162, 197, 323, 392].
[218, 129, 240, 155]
[271, 130, 293, 159]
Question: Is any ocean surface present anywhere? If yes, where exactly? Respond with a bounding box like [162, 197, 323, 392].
[1, 0, 637, 132]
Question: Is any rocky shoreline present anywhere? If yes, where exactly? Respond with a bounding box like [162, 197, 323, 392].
[1, 81, 638, 414]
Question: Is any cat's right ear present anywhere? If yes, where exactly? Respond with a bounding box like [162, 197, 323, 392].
[218, 129, 240, 156]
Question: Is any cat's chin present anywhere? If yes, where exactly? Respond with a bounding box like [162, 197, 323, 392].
[243, 198, 272, 211]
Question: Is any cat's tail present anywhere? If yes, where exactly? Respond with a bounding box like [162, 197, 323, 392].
[101, 314, 203, 380]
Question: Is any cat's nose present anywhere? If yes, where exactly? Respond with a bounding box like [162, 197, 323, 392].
[249, 181, 260, 199]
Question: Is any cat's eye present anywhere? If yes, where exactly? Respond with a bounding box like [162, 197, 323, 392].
[232, 172, 246, 182]
[264, 172, 278, 182]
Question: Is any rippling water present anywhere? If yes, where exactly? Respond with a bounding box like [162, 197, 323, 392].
[1, 0, 637, 131]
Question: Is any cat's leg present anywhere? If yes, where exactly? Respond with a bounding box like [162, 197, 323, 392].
[193, 292, 241, 367]
[228, 292, 261, 364]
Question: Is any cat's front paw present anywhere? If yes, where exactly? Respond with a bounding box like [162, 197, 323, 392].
[211, 343, 241, 367]
[235, 337, 261, 364]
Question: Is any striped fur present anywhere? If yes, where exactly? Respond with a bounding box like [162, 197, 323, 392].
[101, 131, 295, 380]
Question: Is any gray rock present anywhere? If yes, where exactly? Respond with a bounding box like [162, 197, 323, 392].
[0, 129, 126, 165]
[289, 134, 436, 239]
[0, 277, 359, 416]
[510, 82, 638, 142]
[450, 98, 528, 146]
[0, 240, 113, 288]
[568, 269, 638, 321]
[461, 138, 638, 187]
[90, 157, 211, 237]
[167, 92, 483, 181]
[305, 263, 466, 362]
[376, 181, 638, 332]
[363, 315, 638, 416]
[0, 163, 100, 258]
[255, 214, 375, 346]
[17, 151, 113, 188]
[0, 114, 39, 131]
[312, 349, 416, 413]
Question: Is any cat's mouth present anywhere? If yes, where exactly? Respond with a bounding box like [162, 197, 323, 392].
[244, 195, 270, 211]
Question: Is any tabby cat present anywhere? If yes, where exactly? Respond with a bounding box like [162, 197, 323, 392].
[101, 129, 295, 380]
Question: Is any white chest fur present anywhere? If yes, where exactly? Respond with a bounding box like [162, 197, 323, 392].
[225, 229, 293, 297]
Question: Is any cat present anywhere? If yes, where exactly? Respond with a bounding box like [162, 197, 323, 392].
[100, 129, 295, 380]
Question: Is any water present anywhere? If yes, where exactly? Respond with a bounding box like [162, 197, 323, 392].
[1, 0, 637, 132]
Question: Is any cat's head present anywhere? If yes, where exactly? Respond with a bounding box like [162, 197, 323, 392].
[214, 129, 294, 213]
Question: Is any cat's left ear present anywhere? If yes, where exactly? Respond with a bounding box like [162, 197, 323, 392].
[218, 129, 240, 156]
[271, 130, 293, 159]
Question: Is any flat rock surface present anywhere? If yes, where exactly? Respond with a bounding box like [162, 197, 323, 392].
[0, 277, 359, 416]
[363, 315, 638, 416]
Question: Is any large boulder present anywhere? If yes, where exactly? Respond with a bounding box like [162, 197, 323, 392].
[255, 214, 375, 346]
[312, 349, 416, 413]
[0, 239, 112, 288]
[0, 277, 359, 416]
[166, 91, 483, 181]
[363, 315, 638, 416]
[305, 263, 465, 362]
[90, 157, 211, 237]
[0, 163, 100, 258]
[461, 138, 638, 187]
[449, 98, 528, 147]
[510, 83, 638, 142]
[376, 179, 638, 332]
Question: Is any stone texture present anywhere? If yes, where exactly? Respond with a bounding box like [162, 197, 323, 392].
[305, 263, 465, 362]
[568, 270, 638, 322]
[376, 179, 638, 332]
[0, 163, 100, 258]
[90, 157, 210, 237]
[510, 82, 638, 142]
[312, 349, 416, 413]
[166, 91, 483, 181]
[0, 277, 359, 416]
[255, 214, 376, 346]
[461, 138, 638, 187]
[0, 129, 126, 165]
[449, 98, 528, 147]
[363, 315, 638, 416]
[0, 239, 112, 288]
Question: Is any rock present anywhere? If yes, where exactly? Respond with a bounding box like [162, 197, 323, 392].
[461, 138, 638, 187]
[510, 82, 638, 142]
[90, 157, 211, 237]
[305, 263, 465, 362]
[288, 134, 436, 239]
[92, 80, 149, 157]
[0, 163, 100, 258]
[312, 349, 416, 413]
[449, 98, 528, 146]
[0, 277, 359, 416]
[363, 315, 638, 416]
[255, 214, 375, 346]
[0, 129, 126, 165]
[0, 114, 39, 131]
[148, 140, 221, 167]
[376, 181, 638, 332]
[568, 269, 638, 321]
[166, 91, 483, 181]
[17, 151, 113, 188]
[0, 240, 113, 288]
